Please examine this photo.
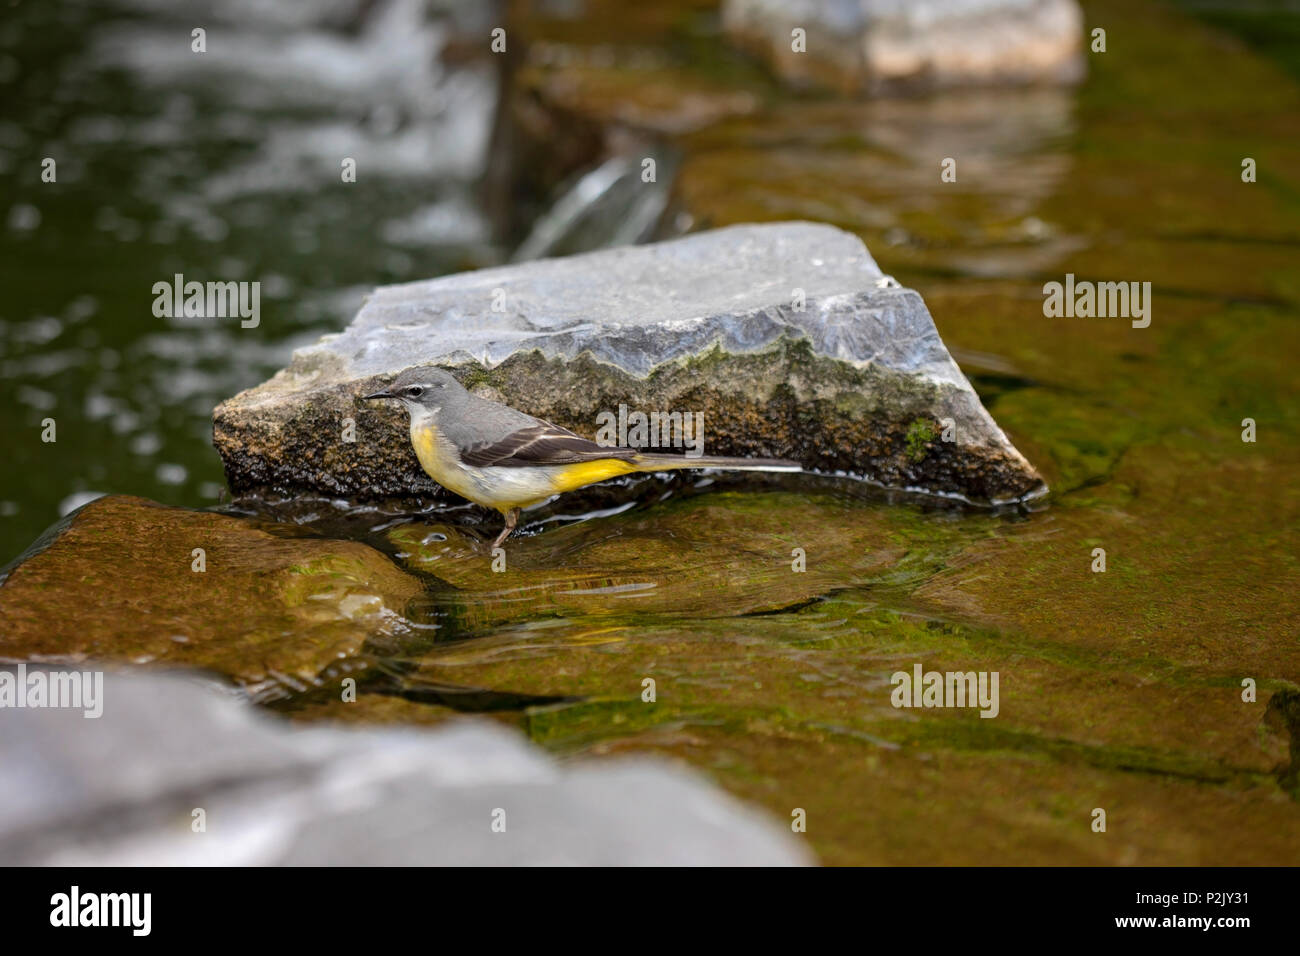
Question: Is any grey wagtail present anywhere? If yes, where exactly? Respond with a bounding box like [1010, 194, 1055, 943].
[363, 366, 801, 547]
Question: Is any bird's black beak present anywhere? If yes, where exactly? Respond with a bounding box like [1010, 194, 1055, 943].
[362, 389, 393, 401]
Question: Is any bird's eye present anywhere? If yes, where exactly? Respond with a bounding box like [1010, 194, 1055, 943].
[406, 386, 423, 398]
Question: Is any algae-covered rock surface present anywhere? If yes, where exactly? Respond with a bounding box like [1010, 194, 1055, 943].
[213, 222, 1045, 505]
[0, 495, 423, 702]
[1, 478, 1296, 865]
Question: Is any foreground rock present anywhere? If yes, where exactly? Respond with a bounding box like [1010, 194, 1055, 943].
[723, 0, 1085, 94]
[215, 223, 1043, 505]
[0, 495, 422, 703]
[0, 670, 811, 865]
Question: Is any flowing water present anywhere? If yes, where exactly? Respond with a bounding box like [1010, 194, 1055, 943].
[1, 0, 1298, 864]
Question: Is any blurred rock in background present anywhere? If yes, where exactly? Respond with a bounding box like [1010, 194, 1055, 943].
[723, 0, 1085, 95]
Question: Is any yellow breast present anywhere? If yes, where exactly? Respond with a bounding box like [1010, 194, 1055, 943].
[410, 423, 480, 502]
[410, 422, 448, 477]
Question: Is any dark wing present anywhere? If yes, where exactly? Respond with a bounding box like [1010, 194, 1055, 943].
[458, 422, 636, 468]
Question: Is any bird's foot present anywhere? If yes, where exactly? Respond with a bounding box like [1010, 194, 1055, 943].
[491, 508, 520, 549]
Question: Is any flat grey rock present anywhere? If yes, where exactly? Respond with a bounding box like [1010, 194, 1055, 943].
[0, 670, 811, 866]
[302, 222, 949, 379]
[723, 0, 1085, 94]
[214, 222, 1044, 504]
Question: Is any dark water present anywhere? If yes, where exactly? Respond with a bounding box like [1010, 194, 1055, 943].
[2, 0, 1298, 864]
[0, 0, 500, 556]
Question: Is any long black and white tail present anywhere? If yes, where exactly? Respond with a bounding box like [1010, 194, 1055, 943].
[632, 453, 802, 474]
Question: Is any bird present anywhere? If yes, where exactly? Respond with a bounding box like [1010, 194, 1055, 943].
[363, 366, 802, 548]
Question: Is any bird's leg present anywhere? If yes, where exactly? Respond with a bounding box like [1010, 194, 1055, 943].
[491, 508, 519, 549]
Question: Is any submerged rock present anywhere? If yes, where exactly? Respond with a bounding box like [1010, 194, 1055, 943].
[214, 222, 1044, 504]
[723, 0, 1085, 95]
[0, 495, 422, 702]
[387, 488, 922, 633]
[0, 670, 812, 865]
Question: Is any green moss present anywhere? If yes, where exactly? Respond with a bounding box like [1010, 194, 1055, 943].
[905, 419, 936, 462]
[456, 364, 494, 390]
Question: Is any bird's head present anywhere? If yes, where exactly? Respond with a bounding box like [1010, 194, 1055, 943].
[362, 366, 467, 421]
